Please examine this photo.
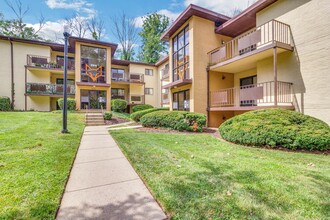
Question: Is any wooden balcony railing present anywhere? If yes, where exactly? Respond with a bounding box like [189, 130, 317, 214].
[209, 81, 293, 108]
[111, 73, 144, 83]
[26, 83, 75, 95]
[27, 55, 75, 70]
[208, 20, 292, 65]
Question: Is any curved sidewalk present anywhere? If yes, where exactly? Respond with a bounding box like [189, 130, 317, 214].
[57, 126, 166, 220]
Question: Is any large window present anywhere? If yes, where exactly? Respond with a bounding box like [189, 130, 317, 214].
[111, 68, 125, 81]
[111, 88, 125, 99]
[80, 45, 107, 83]
[172, 26, 189, 81]
[173, 90, 190, 111]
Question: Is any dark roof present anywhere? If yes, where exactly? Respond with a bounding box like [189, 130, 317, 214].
[112, 59, 156, 67]
[161, 4, 230, 41]
[0, 35, 75, 53]
[155, 55, 169, 66]
[68, 36, 118, 56]
[215, 0, 278, 37]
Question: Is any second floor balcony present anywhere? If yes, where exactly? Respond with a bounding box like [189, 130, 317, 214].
[27, 55, 75, 71]
[111, 73, 144, 84]
[26, 83, 75, 97]
[208, 20, 294, 70]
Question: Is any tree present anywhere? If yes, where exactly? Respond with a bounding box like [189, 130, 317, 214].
[87, 16, 104, 40]
[65, 14, 88, 38]
[0, 0, 45, 40]
[138, 13, 169, 63]
[111, 13, 138, 61]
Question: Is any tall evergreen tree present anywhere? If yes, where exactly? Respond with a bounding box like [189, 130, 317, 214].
[138, 13, 169, 63]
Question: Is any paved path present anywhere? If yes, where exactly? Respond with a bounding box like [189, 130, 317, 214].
[57, 126, 167, 220]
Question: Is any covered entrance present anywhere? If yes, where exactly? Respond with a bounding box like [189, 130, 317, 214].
[81, 90, 106, 109]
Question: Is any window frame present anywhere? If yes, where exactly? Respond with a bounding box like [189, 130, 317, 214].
[145, 88, 154, 95]
[145, 69, 153, 76]
[172, 25, 189, 82]
[172, 89, 190, 111]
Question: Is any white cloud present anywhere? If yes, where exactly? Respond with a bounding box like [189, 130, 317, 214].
[134, 9, 180, 28]
[184, 0, 257, 17]
[45, 0, 97, 18]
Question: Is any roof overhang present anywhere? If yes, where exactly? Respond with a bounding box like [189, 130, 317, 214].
[215, 0, 278, 37]
[112, 59, 156, 67]
[69, 36, 118, 56]
[162, 79, 192, 89]
[161, 4, 230, 41]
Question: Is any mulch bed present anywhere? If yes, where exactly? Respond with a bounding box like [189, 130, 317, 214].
[105, 117, 130, 125]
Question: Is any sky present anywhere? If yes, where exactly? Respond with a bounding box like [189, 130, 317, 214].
[0, 0, 257, 45]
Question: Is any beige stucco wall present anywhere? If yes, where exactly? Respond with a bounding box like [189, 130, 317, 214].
[0, 40, 12, 101]
[27, 96, 50, 111]
[129, 64, 159, 107]
[256, 0, 330, 124]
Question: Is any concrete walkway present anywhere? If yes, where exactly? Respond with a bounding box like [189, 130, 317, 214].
[57, 126, 167, 220]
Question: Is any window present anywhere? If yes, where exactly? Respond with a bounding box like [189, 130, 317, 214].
[145, 69, 153, 76]
[145, 88, 154, 95]
[111, 88, 125, 99]
[173, 90, 190, 111]
[80, 45, 107, 83]
[172, 26, 189, 81]
[56, 56, 75, 69]
[56, 78, 74, 85]
[111, 68, 125, 81]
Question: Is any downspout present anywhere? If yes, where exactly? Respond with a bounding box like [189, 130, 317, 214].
[9, 37, 15, 110]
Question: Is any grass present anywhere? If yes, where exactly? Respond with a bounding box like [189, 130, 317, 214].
[111, 129, 330, 220]
[111, 111, 131, 120]
[0, 112, 85, 219]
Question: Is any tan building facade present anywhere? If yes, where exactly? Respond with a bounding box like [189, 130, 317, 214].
[161, 0, 330, 126]
[0, 36, 163, 112]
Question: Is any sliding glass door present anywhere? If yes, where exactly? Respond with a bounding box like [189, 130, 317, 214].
[173, 90, 190, 111]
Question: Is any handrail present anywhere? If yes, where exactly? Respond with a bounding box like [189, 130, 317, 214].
[26, 83, 75, 95]
[27, 54, 75, 70]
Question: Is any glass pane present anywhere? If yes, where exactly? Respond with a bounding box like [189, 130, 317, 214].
[81, 45, 107, 83]
[178, 92, 184, 110]
[178, 48, 184, 64]
[173, 37, 177, 52]
[184, 27, 189, 44]
[178, 31, 184, 48]
[184, 46, 189, 63]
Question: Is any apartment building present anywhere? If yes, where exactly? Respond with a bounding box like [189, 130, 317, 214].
[161, 0, 330, 126]
[0, 35, 166, 112]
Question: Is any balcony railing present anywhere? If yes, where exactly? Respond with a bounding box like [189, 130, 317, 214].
[26, 83, 75, 96]
[208, 20, 292, 65]
[27, 55, 75, 70]
[209, 81, 293, 108]
[111, 73, 144, 83]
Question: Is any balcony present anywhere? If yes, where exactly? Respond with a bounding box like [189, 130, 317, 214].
[26, 83, 75, 97]
[111, 73, 144, 84]
[208, 20, 294, 72]
[209, 81, 294, 111]
[27, 55, 75, 71]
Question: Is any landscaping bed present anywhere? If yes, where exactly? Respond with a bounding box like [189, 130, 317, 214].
[0, 112, 85, 219]
[111, 129, 330, 219]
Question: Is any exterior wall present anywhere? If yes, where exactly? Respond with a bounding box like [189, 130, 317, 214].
[129, 64, 159, 107]
[256, 0, 330, 124]
[27, 96, 50, 111]
[158, 61, 170, 107]
[234, 68, 257, 87]
[0, 40, 13, 102]
[209, 111, 234, 128]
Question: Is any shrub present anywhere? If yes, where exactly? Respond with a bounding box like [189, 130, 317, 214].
[131, 108, 168, 122]
[219, 108, 330, 151]
[140, 111, 206, 132]
[57, 98, 76, 110]
[103, 112, 112, 120]
[0, 97, 11, 111]
[132, 104, 154, 112]
[111, 99, 127, 112]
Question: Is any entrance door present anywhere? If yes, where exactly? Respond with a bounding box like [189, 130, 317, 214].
[81, 90, 106, 109]
[240, 75, 257, 106]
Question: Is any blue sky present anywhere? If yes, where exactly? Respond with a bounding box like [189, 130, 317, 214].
[0, 0, 255, 44]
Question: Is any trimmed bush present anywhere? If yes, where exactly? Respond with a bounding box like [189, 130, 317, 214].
[140, 111, 206, 132]
[0, 96, 11, 111]
[103, 112, 112, 120]
[111, 99, 127, 112]
[132, 104, 154, 112]
[131, 108, 167, 122]
[219, 108, 330, 151]
[57, 98, 76, 110]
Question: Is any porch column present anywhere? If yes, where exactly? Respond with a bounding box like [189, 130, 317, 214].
[273, 47, 278, 106]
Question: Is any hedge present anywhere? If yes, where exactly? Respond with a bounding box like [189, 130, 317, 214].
[0, 96, 11, 111]
[140, 111, 206, 132]
[130, 107, 168, 122]
[219, 108, 330, 151]
[103, 112, 112, 120]
[111, 99, 127, 112]
[57, 98, 76, 110]
[132, 104, 153, 112]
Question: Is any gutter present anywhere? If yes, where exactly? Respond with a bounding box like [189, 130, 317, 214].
[9, 37, 15, 110]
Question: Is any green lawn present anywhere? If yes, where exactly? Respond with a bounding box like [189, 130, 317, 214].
[111, 111, 132, 120]
[0, 112, 85, 219]
[111, 129, 330, 220]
